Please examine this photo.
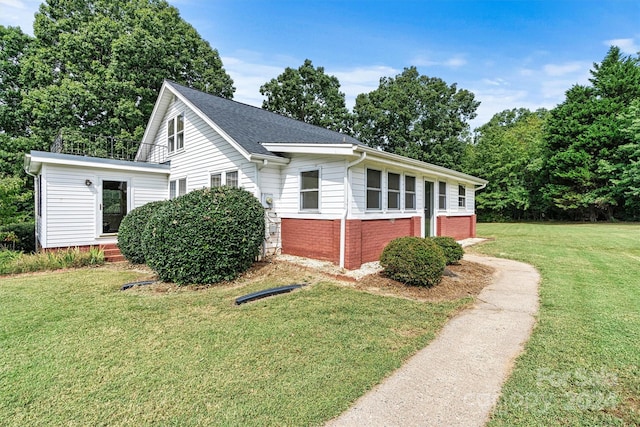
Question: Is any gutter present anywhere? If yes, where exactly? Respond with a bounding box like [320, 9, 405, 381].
[339, 152, 367, 269]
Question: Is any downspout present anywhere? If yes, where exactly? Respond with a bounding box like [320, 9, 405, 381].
[23, 158, 39, 252]
[340, 152, 367, 269]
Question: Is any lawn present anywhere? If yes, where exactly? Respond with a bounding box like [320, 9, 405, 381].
[0, 262, 470, 426]
[472, 223, 640, 426]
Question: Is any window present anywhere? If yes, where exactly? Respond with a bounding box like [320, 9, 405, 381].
[167, 113, 184, 154]
[438, 181, 447, 210]
[387, 172, 400, 210]
[210, 171, 238, 188]
[226, 171, 238, 188]
[169, 178, 186, 200]
[458, 185, 466, 208]
[300, 170, 319, 210]
[366, 169, 382, 210]
[405, 175, 416, 210]
[210, 173, 222, 188]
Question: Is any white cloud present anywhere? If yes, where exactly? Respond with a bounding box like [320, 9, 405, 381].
[543, 61, 589, 77]
[604, 38, 640, 54]
[0, 0, 40, 33]
[412, 53, 468, 69]
[331, 66, 399, 108]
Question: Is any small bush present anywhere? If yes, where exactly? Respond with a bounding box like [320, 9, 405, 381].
[118, 200, 170, 264]
[380, 236, 446, 287]
[430, 236, 464, 265]
[142, 187, 265, 285]
[0, 222, 36, 253]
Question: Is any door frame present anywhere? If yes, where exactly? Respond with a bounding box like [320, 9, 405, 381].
[424, 180, 435, 237]
[97, 177, 131, 237]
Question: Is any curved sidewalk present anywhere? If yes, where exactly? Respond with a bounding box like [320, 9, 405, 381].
[327, 254, 540, 427]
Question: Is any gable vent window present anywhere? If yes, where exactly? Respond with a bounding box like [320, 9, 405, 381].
[167, 113, 184, 154]
[170, 178, 186, 200]
[438, 181, 447, 210]
[458, 185, 466, 208]
[387, 172, 400, 210]
[405, 175, 416, 210]
[366, 169, 382, 210]
[300, 170, 319, 210]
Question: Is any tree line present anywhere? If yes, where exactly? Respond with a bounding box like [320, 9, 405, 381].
[1, 0, 639, 228]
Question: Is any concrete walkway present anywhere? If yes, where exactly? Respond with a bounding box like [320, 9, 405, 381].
[327, 254, 540, 427]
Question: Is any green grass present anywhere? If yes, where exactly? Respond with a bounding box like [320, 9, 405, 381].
[0, 267, 469, 426]
[472, 223, 640, 426]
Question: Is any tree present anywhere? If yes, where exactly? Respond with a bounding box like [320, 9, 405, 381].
[260, 59, 351, 132]
[20, 0, 235, 150]
[464, 108, 548, 221]
[0, 26, 35, 176]
[0, 175, 32, 225]
[353, 66, 479, 170]
[541, 47, 640, 221]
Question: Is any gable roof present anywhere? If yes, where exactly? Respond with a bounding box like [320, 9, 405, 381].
[168, 80, 361, 155]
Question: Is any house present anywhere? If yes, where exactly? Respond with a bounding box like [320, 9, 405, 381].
[24, 80, 487, 269]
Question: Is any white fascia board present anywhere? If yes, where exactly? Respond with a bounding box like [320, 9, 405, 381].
[27, 151, 171, 175]
[260, 143, 357, 156]
[355, 145, 488, 186]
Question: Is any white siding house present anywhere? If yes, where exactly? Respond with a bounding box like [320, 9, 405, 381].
[26, 80, 487, 269]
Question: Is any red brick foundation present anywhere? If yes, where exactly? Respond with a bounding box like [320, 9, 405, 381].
[281, 217, 422, 270]
[436, 215, 477, 240]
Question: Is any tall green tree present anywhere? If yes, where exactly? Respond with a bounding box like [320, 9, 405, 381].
[0, 26, 35, 176]
[260, 59, 351, 132]
[20, 0, 235, 150]
[353, 66, 479, 170]
[464, 108, 548, 221]
[542, 47, 640, 221]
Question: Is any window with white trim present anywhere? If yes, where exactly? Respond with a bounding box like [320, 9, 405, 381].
[300, 170, 319, 210]
[458, 185, 466, 208]
[210, 173, 222, 187]
[210, 171, 239, 188]
[167, 113, 184, 154]
[438, 181, 447, 210]
[366, 169, 382, 210]
[226, 171, 239, 188]
[387, 172, 400, 210]
[169, 178, 186, 199]
[405, 175, 416, 210]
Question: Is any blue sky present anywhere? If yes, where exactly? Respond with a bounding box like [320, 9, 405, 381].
[1, 0, 639, 128]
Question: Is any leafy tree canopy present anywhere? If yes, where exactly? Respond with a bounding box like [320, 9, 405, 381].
[464, 108, 548, 221]
[542, 46, 640, 221]
[20, 0, 235, 149]
[260, 59, 351, 132]
[353, 66, 479, 170]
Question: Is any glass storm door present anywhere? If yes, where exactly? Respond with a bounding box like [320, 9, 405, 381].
[424, 181, 434, 236]
[102, 180, 127, 233]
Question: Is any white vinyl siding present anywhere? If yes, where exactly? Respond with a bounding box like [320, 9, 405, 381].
[155, 98, 257, 197]
[38, 163, 167, 249]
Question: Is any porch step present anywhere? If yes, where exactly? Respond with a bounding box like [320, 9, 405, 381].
[100, 244, 126, 263]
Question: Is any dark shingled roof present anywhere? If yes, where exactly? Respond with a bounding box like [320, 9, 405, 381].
[167, 81, 363, 157]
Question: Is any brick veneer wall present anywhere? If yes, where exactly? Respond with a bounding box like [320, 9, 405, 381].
[281, 218, 341, 264]
[281, 216, 421, 270]
[436, 215, 477, 240]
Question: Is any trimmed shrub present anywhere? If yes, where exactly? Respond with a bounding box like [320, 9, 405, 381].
[118, 200, 170, 264]
[0, 222, 35, 253]
[380, 236, 446, 287]
[142, 187, 265, 285]
[430, 236, 464, 265]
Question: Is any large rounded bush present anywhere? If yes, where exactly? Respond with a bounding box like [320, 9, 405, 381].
[430, 236, 464, 265]
[118, 200, 170, 264]
[142, 187, 265, 285]
[379, 236, 446, 287]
